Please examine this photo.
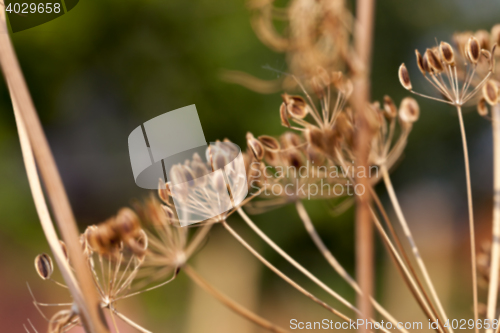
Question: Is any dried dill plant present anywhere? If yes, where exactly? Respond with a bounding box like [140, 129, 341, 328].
[6, 1, 500, 333]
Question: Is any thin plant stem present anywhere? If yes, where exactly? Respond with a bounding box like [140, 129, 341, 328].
[370, 211, 443, 333]
[381, 165, 452, 332]
[236, 207, 358, 313]
[0, 11, 108, 333]
[487, 104, 500, 333]
[456, 106, 479, 333]
[336, 152, 446, 331]
[10, 86, 92, 331]
[183, 264, 290, 333]
[111, 308, 152, 333]
[235, 208, 392, 333]
[221, 220, 354, 324]
[352, 0, 376, 328]
[295, 201, 409, 333]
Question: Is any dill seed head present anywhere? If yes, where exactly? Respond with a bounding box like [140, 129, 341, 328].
[35, 253, 54, 280]
[258, 135, 280, 152]
[399, 97, 420, 124]
[247, 132, 265, 160]
[477, 97, 489, 117]
[483, 80, 499, 105]
[466, 36, 481, 64]
[398, 63, 412, 90]
[440, 41, 455, 66]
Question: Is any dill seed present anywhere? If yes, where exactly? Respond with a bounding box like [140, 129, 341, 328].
[398, 63, 412, 90]
[483, 80, 499, 105]
[35, 253, 53, 280]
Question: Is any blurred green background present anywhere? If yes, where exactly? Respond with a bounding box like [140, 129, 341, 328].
[1, 0, 500, 331]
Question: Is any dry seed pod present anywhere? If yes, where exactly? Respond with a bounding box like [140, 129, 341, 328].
[492, 25, 500, 48]
[399, 97, 420, 124]
[280, 131, 302, 149]
[439, 42, 455, 65]
[305, 127, 326, 153]
[398, 63, 412, 90]
[483, 80, 499, 105]
[246, 132, 265, 160]
[467, 37, 481, 64]
[59, 240, 69, 262]
[35, 253, 54, 280]
[162, 204, 176, 223]
[310, 77, 325, 98]
[158, 179, 171, 203]
[85, 223, 120, 254]
[280, 102, 291, 128]
[317, 67, 330, 87]
[475, 30, 490, 50]
[113, 208, 140, 238]
[425, 49, 444, 72]
[383, 95, 397, 119]
[415, 50, 426, 74]
[282, 94, 309, 119]
[258, 135, 280, 152]
[477, 98, 489, 117]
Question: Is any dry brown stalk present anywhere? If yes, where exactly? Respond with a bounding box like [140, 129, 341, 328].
[351, 0, 376, 329]
[487, 104, 500, 333]
[0, 11, 109, 333]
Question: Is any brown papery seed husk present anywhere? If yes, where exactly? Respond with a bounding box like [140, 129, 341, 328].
[247, 135, 265, 160]
[398, 63, 412, 90]
[285, 95, 309, 119]
[415, 50, 426, 74]
[399, 97, 420, 124]
[425, 49, 444, 72]
[492, 25, 500, 48]
[475, 30, 490, 50]
[35, 253, 53, 280]
[59, 241, 69, 262]
[383, 95, 397, 119]
[477, 98, 489, 116]
[467, 37, 481, 64]
[280, 102, 291, 128]
[305, 127, 326, 153]
[258, 135, 280, 151]
[440, 42, 455, 65]
[483, 80, 499, 105]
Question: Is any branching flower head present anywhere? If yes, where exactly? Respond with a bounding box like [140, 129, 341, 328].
[399, 36, 496, 106]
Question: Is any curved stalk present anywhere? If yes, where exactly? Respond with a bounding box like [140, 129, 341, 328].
[183, 265, 290, 333]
